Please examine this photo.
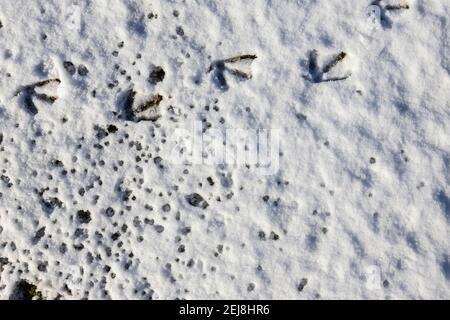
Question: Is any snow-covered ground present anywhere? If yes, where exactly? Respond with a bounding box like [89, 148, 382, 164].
[0, 0, 449, 300]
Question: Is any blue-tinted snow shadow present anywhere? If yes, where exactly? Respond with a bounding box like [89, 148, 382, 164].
[125, 1, 147, 38]
[435, 190, 450, 223]
[442, 255, 450, 282]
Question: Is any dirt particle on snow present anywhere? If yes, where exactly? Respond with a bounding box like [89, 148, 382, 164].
[185, 193, 209, 209]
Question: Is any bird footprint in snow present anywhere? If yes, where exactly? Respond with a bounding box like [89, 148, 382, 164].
[208, 54, 257, 91]
[16, 78, 61, 115]
[303, 50, 351, 83]
[370, 1, 410, 29]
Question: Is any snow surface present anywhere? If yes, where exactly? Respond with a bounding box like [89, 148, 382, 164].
[0, 0, 449, 299]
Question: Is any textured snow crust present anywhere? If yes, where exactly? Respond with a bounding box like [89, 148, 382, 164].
[0, 0, 449, 299]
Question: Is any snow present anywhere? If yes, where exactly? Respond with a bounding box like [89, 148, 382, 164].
[0, 0, 449, 300]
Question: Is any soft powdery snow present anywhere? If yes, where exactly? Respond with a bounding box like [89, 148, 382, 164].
[0, 0, 449, 300]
